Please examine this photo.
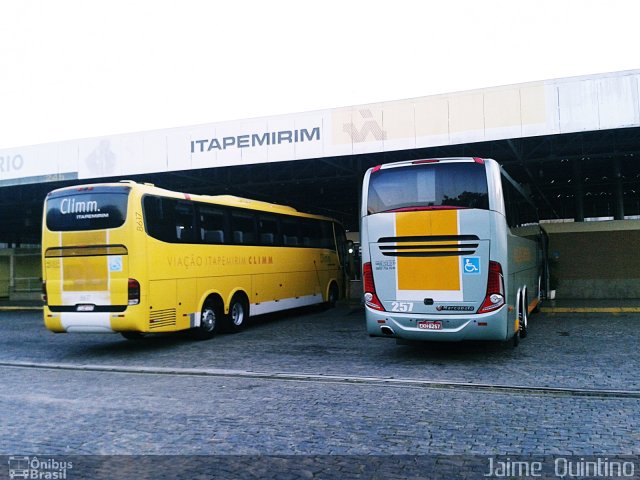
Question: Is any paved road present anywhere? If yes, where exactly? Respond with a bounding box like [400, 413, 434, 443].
[0, 306, 639, 478]
[1, 305, 639, 390]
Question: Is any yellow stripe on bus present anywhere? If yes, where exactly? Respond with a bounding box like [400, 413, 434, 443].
[62, 231, 108, 246]
[396, 210, 460, 291]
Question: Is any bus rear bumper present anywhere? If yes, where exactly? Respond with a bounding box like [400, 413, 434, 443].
[44, 311, 116, 333]
[365, 307, 509, 342]
[43, 308, 148, 334]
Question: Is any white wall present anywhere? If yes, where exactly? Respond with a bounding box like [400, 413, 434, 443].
[1, 69, 639, 187]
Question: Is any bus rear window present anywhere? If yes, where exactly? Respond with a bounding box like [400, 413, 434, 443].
[46, 187, 129, 231]
[367, 162, 489, 214]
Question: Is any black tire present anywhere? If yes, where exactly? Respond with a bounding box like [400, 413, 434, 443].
[223, 293, 249, 333]
[326, 282, 339, 308]
[519, 291, 529, 339]
[121, 331, 145, 341]
[192, 299, 221, 340]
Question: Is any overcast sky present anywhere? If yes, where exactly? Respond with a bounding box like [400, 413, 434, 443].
[0, 0, 638, 150]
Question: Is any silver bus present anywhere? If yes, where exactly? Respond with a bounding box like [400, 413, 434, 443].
[361, 157, 547, 344]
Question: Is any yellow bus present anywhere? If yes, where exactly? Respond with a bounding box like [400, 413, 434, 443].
[42, 181, 346, 340]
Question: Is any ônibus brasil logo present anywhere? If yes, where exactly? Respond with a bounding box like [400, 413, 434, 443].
[8, 456, 73, 479]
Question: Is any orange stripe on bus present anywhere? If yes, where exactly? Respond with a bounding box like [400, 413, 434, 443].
[528, 297, 540, 314]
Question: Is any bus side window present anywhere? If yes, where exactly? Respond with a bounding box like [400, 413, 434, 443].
[299, 219, 320, 248]
[334, 223, 348, 264]
[230, 211, 256, 245]
[281, 217, 300, 246]
[143, 196, 180, 243]
[502, 174, 538, 228]
[320, 221, 334, 250]
[175, 201, 196, 243]
[258, 215, 279, 246]
[199, 205, 227, 244]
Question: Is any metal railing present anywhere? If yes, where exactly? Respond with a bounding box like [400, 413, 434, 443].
[12, 277, 41, 292]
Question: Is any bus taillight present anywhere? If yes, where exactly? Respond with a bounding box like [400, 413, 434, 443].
[363, 262, 385, 311]
[42, 281, 47, 304]
[478, 261, 505, 314]
[128, 278, 140, 305]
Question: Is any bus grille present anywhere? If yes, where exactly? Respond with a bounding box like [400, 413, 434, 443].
[377, 235, 479, 257]
[149, 308, 177, 329]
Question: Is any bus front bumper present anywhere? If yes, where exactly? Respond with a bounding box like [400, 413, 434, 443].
[365, 306, 509, 342]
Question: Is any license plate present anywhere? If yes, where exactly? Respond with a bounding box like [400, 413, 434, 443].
[417, 321, 442, 330]
[76, 304, 95, 312]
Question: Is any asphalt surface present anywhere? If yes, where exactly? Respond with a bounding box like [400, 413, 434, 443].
[0, 305, 639, 478]
[1, 304, 639, 390]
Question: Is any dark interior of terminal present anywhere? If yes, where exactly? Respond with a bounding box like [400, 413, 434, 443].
[3, 127, 640, 243]
[2, 97, 640, 303]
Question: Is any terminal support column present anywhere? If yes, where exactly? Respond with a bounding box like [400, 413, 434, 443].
[572, 159, 584, 222]
[613, 157, 625, 220]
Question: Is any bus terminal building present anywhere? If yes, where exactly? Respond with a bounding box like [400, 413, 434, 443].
[1, 69, 640, 301]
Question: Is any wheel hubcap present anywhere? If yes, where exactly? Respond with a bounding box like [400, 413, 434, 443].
[232, 303, 244, 326]
[202, 308, 216, 331]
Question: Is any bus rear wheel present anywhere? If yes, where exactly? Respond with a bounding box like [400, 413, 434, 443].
[223, 294, 249, 333]
[519, 291, 529, 339]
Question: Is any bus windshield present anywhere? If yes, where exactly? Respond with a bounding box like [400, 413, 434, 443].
[367, 162, 489, 214]
[45, 186, 130, 231]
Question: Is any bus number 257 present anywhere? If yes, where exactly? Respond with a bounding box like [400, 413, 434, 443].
[391, 301, 414, 312]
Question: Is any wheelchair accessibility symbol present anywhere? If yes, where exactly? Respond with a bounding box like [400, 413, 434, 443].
[463, 257, 481, 275]
[108, 255, 123, 273]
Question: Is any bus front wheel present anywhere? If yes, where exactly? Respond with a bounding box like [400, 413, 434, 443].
[121, 331, 145, 341]
[193, 299, 221, 340]
[326, 282, 339, 308]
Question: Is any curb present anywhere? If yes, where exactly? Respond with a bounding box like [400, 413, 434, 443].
[3, 305, 640, 314]
[541, 306, 640, 314]
[0, 306, 43, 311]
[2, 360, 640, 399]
